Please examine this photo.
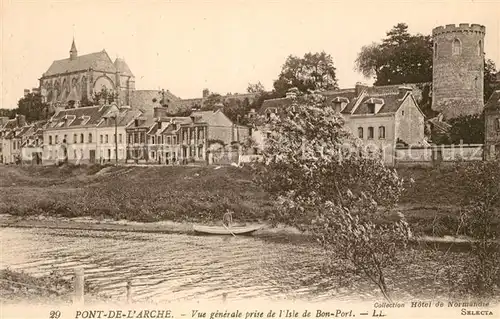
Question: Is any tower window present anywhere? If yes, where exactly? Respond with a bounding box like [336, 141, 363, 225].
[478, 40, 482, 56]
[434, 43, 438, 58]
[452, 38, 461, 56]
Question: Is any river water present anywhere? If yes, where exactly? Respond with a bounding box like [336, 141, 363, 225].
[1, 227, 370, 303]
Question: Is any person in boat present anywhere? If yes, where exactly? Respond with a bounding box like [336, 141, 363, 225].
[222, 210, 234, 228]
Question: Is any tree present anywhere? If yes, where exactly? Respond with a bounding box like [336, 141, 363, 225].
[16, 93, 52, 122]
[448, 113, 484, 144]
[0, 108, 15, 118]
[247, 82, 266, 94]
[252, 91, 412, 302]
[273, 52, 339, 96]
[201, 93, 251, 125]
[455, 159, 500, 297]
[92, 87, 118, 105]
[355, 23, 433, 86]
[484, 59, 498, 102]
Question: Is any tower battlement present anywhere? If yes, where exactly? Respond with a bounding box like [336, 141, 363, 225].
[432, 23, 485, 37]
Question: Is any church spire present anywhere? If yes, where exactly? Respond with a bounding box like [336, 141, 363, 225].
[70, 38, 78, 60]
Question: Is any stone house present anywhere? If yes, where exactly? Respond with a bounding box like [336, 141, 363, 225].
[255, 84, 426, 165]
[125, 107, 250, 164]
[43, 104, 142, 165]
[484, 90, 500, 160]
[0, 115, 27, 164]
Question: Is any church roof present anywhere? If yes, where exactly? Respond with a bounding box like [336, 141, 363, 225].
[114, 58, 134, 77]
[43, 50, 117, 77]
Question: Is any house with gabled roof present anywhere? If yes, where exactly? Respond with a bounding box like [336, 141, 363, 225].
[125, 106, 251, 164]
[43, 103, 142, 165]
[484, 90, 500, 160]
[254, 84, 426, 165]
[0, 115, 27, 164]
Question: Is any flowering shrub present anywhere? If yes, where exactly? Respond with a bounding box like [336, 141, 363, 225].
[252, 91, 412, 301]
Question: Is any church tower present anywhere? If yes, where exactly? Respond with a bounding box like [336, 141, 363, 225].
[431, 23, 485, 120]
[70, 38, 78, 60]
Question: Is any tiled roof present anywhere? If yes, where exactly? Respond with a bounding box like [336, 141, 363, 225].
[259, 97, 293, 115]
[485, 90, 500, 112]
[97, 109, 142, 128]
[43, 51, 117, 77]
[352, 93, 403, 115]
[114, 58, 134, 77]
[47, 105, 114, 129]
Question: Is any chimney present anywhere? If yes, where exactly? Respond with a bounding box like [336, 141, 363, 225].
[154, 106, 167, 118]
[16, 115, 26, 127]
[24, 89, 30, 97]
[355, 82, 369, 96]
[398, 86, 412, 99]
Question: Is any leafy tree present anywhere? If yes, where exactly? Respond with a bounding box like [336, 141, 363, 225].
[252, 91, 412, 302]
[0, 108, 15, 118]
[16, 93, 52, 122]
[448, 113, 484, 144]
[247, 82, 266, 94]
[455, 160, 500, 297]
[92, 87, 118, 105]
[484, 59, 499, 102]
[273, 52, 339, 96]
[355, 23, 433, 86]
[201, 93, 251, 125]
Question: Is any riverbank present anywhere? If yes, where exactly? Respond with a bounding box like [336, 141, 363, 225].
[1, 164, 493, 238]
[1, 213, 492, 248]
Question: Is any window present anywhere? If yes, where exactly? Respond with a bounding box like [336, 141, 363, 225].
[105, 135, 109, 144]
[333, 102, 342, 113]
[402, 110, 405, 116]
[100, 135, 103, 143]
[107, 149, 111, 161]
[49, 136, 52, 145]
[55, 135, 59, 144]
[379, 126, 386, 139]
[89, 133, 92, 143]
[167, 136, 171, 145]
[74, 149, 77, 159]
[368, 127, 374, 139]
[368, 104, 375, 114]
[80, 134, 84, 143]
[496, 118, 500, 131]
[72, 134, 77, 143]
[478, 40, 482, 56]
[452, 38, 461, 56]
[63, 134, 67, 143]
[434, 43, 438, 58]
[172, 136, 177, 145]
[152, 136, 155, 144]
[128, 134, 133, 144]
[119, 134, 122, 144]
[358, 127, 364, 139]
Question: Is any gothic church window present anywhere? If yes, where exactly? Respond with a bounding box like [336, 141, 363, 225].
[452, 38, 461, 56]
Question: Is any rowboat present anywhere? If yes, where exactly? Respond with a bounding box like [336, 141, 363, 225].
[193, 224, 263, 236]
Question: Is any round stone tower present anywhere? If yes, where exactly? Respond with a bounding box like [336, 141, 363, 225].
[431, 23, 485, 120]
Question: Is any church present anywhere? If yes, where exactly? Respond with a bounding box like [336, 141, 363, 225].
[39, 39, 135, 111]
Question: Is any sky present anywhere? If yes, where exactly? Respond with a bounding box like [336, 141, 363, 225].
[1, 0, 499, 109]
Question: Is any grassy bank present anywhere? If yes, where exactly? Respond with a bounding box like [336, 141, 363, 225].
[0, 164, 497, 237]
[0, 268, 107, 304]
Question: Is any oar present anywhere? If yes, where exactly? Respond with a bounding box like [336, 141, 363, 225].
[222, 223, 237, 237]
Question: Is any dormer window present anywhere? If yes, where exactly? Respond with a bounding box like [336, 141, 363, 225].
[134, 119, 139, 127]
[368, 103, 375, 114]
[333, 102, 342, 113]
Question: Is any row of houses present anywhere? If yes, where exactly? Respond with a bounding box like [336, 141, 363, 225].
[0, 102, 251, 166]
